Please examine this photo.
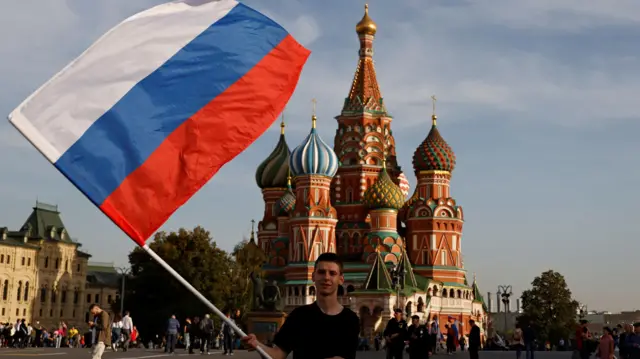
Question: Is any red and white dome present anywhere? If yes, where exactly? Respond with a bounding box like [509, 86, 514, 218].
[397, 171, 410, 199]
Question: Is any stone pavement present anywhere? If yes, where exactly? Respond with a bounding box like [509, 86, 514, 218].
[0, 348, 575, 358]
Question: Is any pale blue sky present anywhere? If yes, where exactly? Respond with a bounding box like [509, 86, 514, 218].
[1, 0, 638, 312]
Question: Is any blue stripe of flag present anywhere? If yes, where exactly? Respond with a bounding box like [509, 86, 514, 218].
[55, 3, 288, 206]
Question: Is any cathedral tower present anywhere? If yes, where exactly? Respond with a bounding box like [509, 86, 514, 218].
[332, 4, 410, 257]
[286, 103, 339, 283]
[403, 97, 465, 283]
[255, 116, 291, 253]
[361, 160, 405, 264]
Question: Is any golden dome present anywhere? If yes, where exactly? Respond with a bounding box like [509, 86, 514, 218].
[356, 4, 377, 36]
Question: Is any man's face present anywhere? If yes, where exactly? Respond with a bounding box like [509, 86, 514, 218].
[312, 261, 343, 296]
[634, 325, 640, 334]
[90, 307, 99, 316]
[394, 311, 402, 320]
[412, 318, 419, 326]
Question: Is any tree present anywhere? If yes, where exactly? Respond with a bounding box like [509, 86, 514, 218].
[125, 226, 234, 341]
[517, 270, 579, 344]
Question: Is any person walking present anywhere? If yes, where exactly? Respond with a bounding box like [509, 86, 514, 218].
[87, 304, 111, 359]
[523, 322, 536, 359]
[164, 315, 180, 354]
[121, 311, 133, 352]
[513, 324, 525, 359]
[468, 320, 481, 359]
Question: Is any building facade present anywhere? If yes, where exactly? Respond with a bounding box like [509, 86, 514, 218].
[0, 201, 119, 329]
[254, 5, 488, 339]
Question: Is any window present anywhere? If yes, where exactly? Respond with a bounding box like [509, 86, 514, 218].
[15, 308, 19, 316]
[51, 291, 56, 303]
[107, 295, 112, 304]
[49, 309, 53, 317]
[27, 258, 31, 266]
[65, 260, 68, 272]
[1, 308, 4, 316]
[86, 294, 91, 303]
[22, 308, 26, 316]
[76, 263, 80, 272]
[16, 281, 22, 301]
[2, 280, 7, 300]
[0, 254, 3, 263]
[95, 294, 100, 303]
[24, 282, 29, 301]
[21, 257, 25, 266]
[60, 309, 63, 317]
[74, 291, 79, 304]
[55, 258, 59, 269]
[40, 288, 46, 302]
[61, 291, 66, 303]
[44, 257, 48, 268]
[73, 309, 76, 318]
[6, 255, 10, 263]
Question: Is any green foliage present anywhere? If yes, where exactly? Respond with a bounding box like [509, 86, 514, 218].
[517, 270, 578, 344]
[126, 226, 235, 340]
[124, 227, 269, 340]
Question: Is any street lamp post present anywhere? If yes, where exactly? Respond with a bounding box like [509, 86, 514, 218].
[116, 267, 131, 314]
[498, 285, 512, 333]
[391, 264, 406, 314]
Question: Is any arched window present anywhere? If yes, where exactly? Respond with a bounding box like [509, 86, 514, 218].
[24, 282, 29, 301]
[40, 287, 46, 302]
[1, 280, 6, 300]
[16, 281, 22, 301]
[55, 258, 59, 269]
[44, 256, 49, 268]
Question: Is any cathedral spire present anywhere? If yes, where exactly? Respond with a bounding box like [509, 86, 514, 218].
[343, 4, 385, 115]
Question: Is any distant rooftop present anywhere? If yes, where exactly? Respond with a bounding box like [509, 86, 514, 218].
[87, 262, 118, 273]
[35, 201, 59, 212]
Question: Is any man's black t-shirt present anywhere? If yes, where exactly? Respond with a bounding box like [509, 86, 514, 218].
[273, 302, 359, 359]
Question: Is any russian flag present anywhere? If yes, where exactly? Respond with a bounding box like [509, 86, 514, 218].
[8, 0, 310, 246]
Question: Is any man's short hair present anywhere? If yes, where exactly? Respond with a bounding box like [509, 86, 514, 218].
[314, 253, 344, 274]
[411, 315, 420, 320]
[88, 304, 99, 311]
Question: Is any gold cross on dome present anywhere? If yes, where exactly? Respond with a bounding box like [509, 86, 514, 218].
[431, 95, 437, 115]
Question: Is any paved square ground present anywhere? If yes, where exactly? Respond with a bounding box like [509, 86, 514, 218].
[0, 348, 574, 359]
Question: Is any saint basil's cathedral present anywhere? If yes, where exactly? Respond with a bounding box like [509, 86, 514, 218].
[253, 5, 488, 337]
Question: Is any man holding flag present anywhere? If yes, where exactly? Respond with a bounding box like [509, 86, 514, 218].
[8, 1, 310, 358]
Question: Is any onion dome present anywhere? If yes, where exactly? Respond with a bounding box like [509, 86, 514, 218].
[398, 171, 410, 198]
[356, 4, 377, 36]
[276, 175, 296, 215]
[290, 114, 339, 177]
[363, 164, 405, 210]
[412, 114, 456, 173]
[255, 119, 291, 189]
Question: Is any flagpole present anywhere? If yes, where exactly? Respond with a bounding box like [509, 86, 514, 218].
[142, 244, 272, 359]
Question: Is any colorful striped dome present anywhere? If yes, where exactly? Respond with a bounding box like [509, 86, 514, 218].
[276, 178, 296, 215]
[289, 115, 339, 177]
[397, 171, 410, 198]
[363, 166, 405, 210]
[412, 115, 456, 173]
[255, 123, 291, 189]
